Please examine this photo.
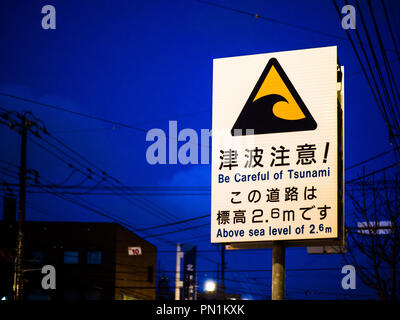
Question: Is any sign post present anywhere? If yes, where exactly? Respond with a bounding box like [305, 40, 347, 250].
[211, 46, 344, 299]
[272, 242, 285, 300]
[183, 245, 197, 300]
[175, 244, 183, 300]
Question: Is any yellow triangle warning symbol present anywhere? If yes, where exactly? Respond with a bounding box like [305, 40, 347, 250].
[231, 58, 317, 135]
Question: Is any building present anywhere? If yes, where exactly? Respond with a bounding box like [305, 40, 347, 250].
[197, 291, 243, 300]
[0, 196, 17, 299]
[156, 275, 174, 300]
[0, 219, 157, 300]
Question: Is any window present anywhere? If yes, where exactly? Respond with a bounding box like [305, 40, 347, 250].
[27, 290, 49, 301]
[85, 289, 101, 300]
[64, 251, 79, 264]
[147, 266, 154, 283]
[64, 289, 78, 300]
[87, 251, 102, 265]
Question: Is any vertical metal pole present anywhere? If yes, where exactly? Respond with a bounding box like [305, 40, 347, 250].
[216, 262, 220, 299]
[175, 243, 183, 300]
[271, 241, 285, 300]
[13, 116, 27, 301]
[221, 244, 225, 300]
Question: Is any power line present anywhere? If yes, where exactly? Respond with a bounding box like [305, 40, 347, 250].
[33, 181, 182, 247]
[34, 181, 140, 233]
[143, 223, 209, 238]
[196, 0, 350, 42]
[12, 160, 398, 192]
[141, 266, 376, 274]
[0, 95, 211, 152]
[334, 0, 400, 163]
[19, 191, 210, 196]
[11, 174, 208, 246]
[0, 168, 19, 181]
[0, 128, 186, 245]
[136, 214, 209, 232]
[380, 0, 400, 61]
[354, 0, 400, 145]
[19, 184, 210, 190]
[26, 133, 206, 238]
[334, 0, 390, 132]
[5, 136, 396, 193]
[3, 141, 396, 188]
[0, 168, 209, 244]
[7, 184, 210, 191]
[39, 130, 211, 238]
[345, 147, 398, 171]
[24, 161, 393, 241]
[367, 0, 400, 129]
[33, 141, 180, 225]
[197, 0, 397, 54]
[346, 162, 398, 184]
[0, 92, 147, 134]
[0, 159, 19, 169]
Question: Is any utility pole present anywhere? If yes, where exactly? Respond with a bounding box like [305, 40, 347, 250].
[175, 243, 183, 300]
[271, 241, 285, 300]
[221, 244, 225, 300]
[0, 109, 45, 301]
[13, 115, 28, 301]
[216, 262, 220, 299]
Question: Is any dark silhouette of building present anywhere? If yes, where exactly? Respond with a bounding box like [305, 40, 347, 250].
[0, 220, 157, 300]
[157, 275, 174, 300]
[0, 196, 17, 299]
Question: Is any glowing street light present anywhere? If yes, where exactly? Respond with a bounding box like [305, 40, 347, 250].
[204, 279, 217, 292]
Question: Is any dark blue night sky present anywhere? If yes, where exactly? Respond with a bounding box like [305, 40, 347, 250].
[0, 0, 399, 299]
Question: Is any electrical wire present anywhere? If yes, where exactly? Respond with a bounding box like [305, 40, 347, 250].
[367, 0, 400, 129]
[28, 135, 198, 232]
[381, 0, 400, 58]
[355, 0, 399, 143]
[38, 131, 211, 238]
[136, 214, 209, 232]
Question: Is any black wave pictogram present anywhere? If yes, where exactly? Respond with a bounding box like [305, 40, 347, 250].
[231, 58, 317, 136]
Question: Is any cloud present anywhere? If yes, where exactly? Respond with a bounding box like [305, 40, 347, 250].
[151, 165, 211, 222]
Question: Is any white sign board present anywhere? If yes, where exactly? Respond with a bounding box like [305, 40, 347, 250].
[128, 246, 142, 255]
[357, 221, 392, 235]
[211, 46, 343, 244]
